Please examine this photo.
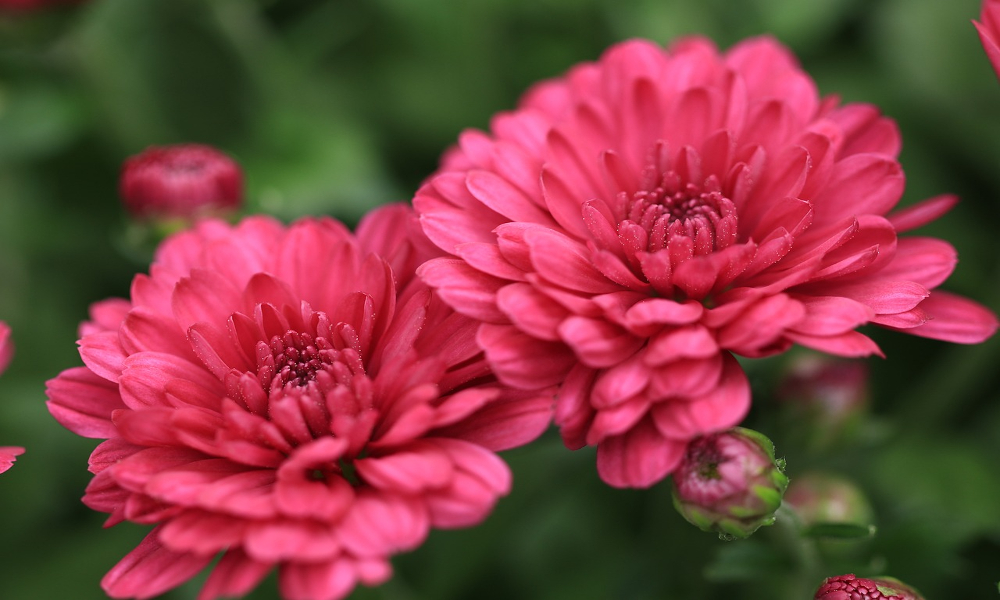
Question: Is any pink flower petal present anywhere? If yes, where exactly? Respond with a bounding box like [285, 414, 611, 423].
[46, 366, 125, 438]
[0, 446, 24, 474]
[198, 549, 273, 600]
[558, 316, 644, 368]
[418, 258, 507, 322]
[886, 193, 958, 233]
[102, 528, 213, 600]
[496, 282, 568, 341]
[336, 491, 430, 558]
[523, 228, 620, 294]
[355, 442, 455, 494]
[596, 417, 687, 488]
[894, 290, 999, 344]
[650, 354, 750, 440]
[279, 559, 358, 600]
[433, 389, 553, 452]
[478, 323, 576, 389]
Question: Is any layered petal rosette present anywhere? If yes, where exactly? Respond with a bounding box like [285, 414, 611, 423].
[46, 206, 552, 600]
[0, 321, 24, 474]
[414, 37, 998, 488]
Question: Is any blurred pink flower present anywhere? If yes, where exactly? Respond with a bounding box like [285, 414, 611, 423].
[46, 207, 552, 600]
[0, 0, 83, 11]
[975, 0, 1000, 81]
[0, 321, 12, 375]
[0, 322, 24, 474]
[414, 37, 998, 488]
[120, 144, 243, 219]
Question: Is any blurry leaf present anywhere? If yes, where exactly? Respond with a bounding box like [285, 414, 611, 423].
[0, 82, 88, 160]
[875, 0, 992, 101]
[243, 108, 393, 223]
[75, 0, 253, 148]
[750, 0, 862, 50]
[803, 522, 876, 540]
[872, 435, 1000, 541]
[704, 540, 791, 582]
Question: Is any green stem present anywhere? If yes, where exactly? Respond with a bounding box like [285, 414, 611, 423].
[773, 503, 823, 600]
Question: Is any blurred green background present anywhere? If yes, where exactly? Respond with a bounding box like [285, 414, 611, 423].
[1, 0, 1000, 598]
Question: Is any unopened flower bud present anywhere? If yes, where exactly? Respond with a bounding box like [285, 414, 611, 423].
[784, 473, 874, 537]
[815, 574, 924, 600]
[671, 427, 788, 539]
[119, 144, 243, 220]
[777, 353, 868, 449]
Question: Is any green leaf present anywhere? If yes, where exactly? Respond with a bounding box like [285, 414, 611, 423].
[0, 83, 88, 160]
[802, 522, 876, 540]
[703, 540, 792, 582]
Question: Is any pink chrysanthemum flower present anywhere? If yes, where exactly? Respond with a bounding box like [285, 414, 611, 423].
[46, 206, 552, 600]
[0, 321, 24, 474]
[414, 37, 998, 488]
[976, 0, 1000, 81]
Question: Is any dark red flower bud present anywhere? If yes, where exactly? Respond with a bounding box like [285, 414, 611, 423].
[815, 574, 923, 600]
[119, 144, 243, 219]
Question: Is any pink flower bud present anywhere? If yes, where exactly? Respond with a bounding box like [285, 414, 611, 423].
[777, 353, 868, 449]
[815, 574, 924, 600]
[119, 144, 243, 219]
[671, 427, 788, 539]
[784, 473, 874, 535]
[779, 353, 868, 418]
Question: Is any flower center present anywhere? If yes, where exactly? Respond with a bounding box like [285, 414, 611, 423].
[626, 170, 737, 254]
[255, 324, 367, 400]
[269, 331, 334, 388]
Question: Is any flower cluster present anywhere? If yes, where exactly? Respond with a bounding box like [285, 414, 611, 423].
[47, 207, 552, 600]
[414, 36, 997, 487]
[44, 25, 1000, 600]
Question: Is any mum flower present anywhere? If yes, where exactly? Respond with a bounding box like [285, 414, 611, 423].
[46, 206, 552, 600]
[0, 321, 24, 474]
[119, 144, 243, 219]
[976, 0, 1000, 81]
[414, 37, 998, 488]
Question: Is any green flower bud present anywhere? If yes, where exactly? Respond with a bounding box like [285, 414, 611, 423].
[671, 428, 788, 539]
